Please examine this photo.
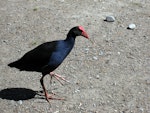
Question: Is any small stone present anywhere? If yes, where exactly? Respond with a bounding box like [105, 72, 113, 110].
[118, 51, 121, 55]
[93, 56, 98, 60]
[18, 100, 23, 105]
[128, 24, 136, 29]
[75, 89, 80, 93]
[54, 111, 59, 113]
[139, 107, 144, 112]
[96, 75, 100, 79]
[85, 48, 89, 51]
[88, 76, 92, 79]
[114, 110, 118, 112]
[79, 102, 82, 107]
[106, 16, 115, 22]
[99, 50, 104, 56]
[85, 48, 89, 53]
[59, 0, 64, 2]
[93, 103, 96, 107]
[145, 79, 150, 85]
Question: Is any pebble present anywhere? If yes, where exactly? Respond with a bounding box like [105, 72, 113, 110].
[54, 111, 59, 113]
[18, 100, 23, 105]
[85, 48, 89, 51]
[99, 50, 104, 56]
[128, 24, 136, 29]
[93, 103, 96, 107]
[74, 89, 80, 93]
[59, 0, 64, 2]
[117, 51, 121, 55]
[106, 16, 115, 22]
[145, 79, 150, 85]
[88, 76, 92, 79]
[114, 110, 118, 112]
[96, 75, 100, 79]
[139, 107, 144, 112]
[84, 48, 89, 53]
[93, 56, 98, 60]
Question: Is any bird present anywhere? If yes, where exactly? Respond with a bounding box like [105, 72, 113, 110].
[8, 26, 89, 102]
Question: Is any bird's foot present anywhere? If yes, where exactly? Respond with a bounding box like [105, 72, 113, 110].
[45, 92, 65, 103]
[49, 72, 70, 85]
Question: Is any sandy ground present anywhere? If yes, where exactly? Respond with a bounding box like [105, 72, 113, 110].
[0, 0, 150, 113]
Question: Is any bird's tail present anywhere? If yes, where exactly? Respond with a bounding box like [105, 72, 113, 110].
[8, 59, 24, 69]
[8, 59, 42, 72]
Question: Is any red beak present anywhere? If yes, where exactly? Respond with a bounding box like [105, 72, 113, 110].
[81, 31, 89, 39]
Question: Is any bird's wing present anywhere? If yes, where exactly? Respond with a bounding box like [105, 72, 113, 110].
[21, 41, 58, 66]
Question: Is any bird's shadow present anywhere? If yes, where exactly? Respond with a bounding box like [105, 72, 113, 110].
[0, 88, 43, 101]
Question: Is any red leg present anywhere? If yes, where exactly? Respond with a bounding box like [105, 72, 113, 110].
[40, 75, 65, 102]
[40, 75, 50, 102]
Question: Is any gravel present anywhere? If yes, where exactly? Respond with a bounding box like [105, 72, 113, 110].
[0, 0, 150, 113]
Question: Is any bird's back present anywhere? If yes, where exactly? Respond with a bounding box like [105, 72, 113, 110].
[8, 41, 57, 72]
[8, 39, 75, 73]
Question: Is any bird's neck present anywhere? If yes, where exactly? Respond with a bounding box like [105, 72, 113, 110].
[65, 35, 76, 46]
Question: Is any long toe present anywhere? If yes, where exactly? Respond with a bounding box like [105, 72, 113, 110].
[47, 94, 65, 100]
[49, 72, 70, 85]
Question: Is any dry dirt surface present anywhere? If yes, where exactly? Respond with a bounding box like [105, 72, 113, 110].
[0, 0, 150, 113]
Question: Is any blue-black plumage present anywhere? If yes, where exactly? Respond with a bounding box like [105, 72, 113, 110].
[8, 26, 89, 102]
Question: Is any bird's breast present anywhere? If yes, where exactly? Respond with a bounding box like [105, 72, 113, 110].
[48, 45, 73, 67]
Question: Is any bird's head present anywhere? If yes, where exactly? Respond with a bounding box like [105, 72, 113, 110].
[67, 26, 89, 39]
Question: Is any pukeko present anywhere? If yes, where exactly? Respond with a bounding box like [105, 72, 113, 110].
[8, 26, 89, 102]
